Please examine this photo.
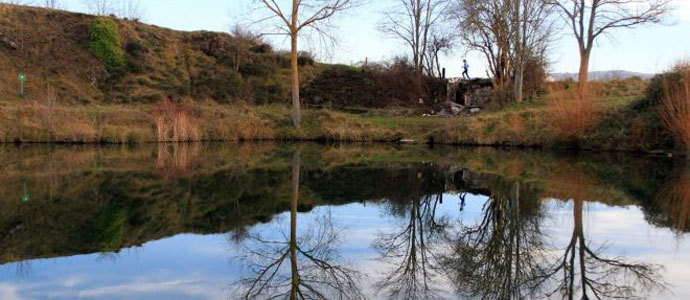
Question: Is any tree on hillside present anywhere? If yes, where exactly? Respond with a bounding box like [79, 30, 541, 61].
[448, 0, 551, 98]
[512, 0, 553, 102]
[546, 0, 671, 99]
[379, 0, 451, 101]
[83, 0, 117, 16]
[248, 0, 359, 129]
[119, 0, 143, 20]
[425, 30, 455, 78]
[42, 0, 59, 8]
[5, 0, 33, 5]
[449, 0, 514, 88]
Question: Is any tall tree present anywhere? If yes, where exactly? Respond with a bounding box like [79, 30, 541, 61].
[119, 0, 143, 20]
[82, 0, 117, 16]
[43, 0, 60, 9]
[232, 151, 365, 299]
[250, 0, 358, 129]
[450, 0, 514, 88]
[546, 0, 671, 99]
[379, 0, 451, 101]
[449, 0, 551, 98]
[512, 0, 553, 102]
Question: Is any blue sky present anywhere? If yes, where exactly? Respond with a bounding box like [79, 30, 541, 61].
[6, 0, 690, 76]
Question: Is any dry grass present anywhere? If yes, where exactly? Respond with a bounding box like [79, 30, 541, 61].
[547, 86, 597, 142]
[658, 63, 690, 155]
[153, 98, 201, 142]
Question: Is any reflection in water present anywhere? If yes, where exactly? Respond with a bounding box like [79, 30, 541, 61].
[444, 180, 548, 299]
[538, 197, 666, 299]
[538, 168, 667, 299]
[0, 144, 687, 299]
[658, 165, 690, 233]
[372, 168, 450, 300]
[232, 151, 364, 300]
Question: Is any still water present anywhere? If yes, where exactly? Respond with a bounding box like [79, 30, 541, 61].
[0, 143, 688, 300]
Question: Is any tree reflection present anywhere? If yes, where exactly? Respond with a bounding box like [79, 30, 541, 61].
[537, 171, 668, 299]
[232, 151, 364, 300]
[372, 169, 450, 300]
[443, 179, 548, 299]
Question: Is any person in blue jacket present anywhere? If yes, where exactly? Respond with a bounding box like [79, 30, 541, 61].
[462, 59, 470, 80]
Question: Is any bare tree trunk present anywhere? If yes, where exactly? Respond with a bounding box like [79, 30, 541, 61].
[513, 0, 524, 103]
[290, 150, 301, 298]
[578, 50, 591, 100]
[290, 33, 301, 129]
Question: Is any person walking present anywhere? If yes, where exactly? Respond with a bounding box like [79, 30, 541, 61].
[462, 59, 470, 80]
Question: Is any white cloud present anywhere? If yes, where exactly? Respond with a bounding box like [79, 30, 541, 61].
[0, 283, 30, 300]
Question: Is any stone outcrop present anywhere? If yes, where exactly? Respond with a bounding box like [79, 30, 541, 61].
[446, 78, 493, 108]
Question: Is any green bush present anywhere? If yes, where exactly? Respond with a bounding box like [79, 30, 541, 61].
[302, 65, 384, 108]
[88, 18, 125, 73]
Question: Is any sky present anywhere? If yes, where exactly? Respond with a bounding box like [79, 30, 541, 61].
[4, 0, 690, 77]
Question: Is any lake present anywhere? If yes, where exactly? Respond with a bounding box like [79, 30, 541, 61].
[0, 143, 688, 300]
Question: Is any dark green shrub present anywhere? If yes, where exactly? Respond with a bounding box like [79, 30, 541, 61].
[88, 18, 125, 73]
[191, 68, 244, 102]
[275, 54, 291, 68]
[125, 40, 146, 57]
[239, 63, 276, 77]
[126, 56, 145, 73]
[302, 65, 384, 108]
[298, 53, 315, 66]
[631, 64, 688, 111]
[250, 43, 272, 53]
[251, 80, 284, 104]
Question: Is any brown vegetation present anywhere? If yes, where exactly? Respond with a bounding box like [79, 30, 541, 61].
[153, 98, 200, 142]
[547, 86, 596, 143]
[658, 63, 690, 157]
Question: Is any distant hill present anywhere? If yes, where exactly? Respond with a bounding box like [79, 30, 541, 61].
[549, 70, 655, 81]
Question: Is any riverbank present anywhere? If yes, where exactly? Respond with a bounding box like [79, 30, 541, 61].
[0, 85, 678, 155]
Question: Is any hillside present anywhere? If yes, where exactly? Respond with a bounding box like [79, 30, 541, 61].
[0, 3, 317, 104]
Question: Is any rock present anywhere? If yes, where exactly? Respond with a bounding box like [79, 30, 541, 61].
[430, 101, 469, 117]
[470, 108, 481, 114]
[399, 139, 417, 144]
[0, 36, 18, 50]
[446, 78, 494, 108]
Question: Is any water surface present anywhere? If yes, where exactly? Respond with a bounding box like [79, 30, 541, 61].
[0, 143, 687, 299]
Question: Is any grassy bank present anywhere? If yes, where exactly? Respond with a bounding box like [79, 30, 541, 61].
[0, 77, 678, 155]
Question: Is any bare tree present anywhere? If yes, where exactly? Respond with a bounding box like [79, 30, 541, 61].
[512, 0, 553, 102]
[424, 32, 455, 78]
[119, 0, 143, 20]
[4, 0, 33, 5]
[83, 0, 117, 16]
[443, 181, 549, 299]
[373, 194, 450, 299]
[42, 0, 59, 8]
[546, 0, 671, 99]
[449, 0, 515, 88]
[534, 197, 668, 299]
[248, 0, 358, 129]
[380, 0, 451, 101]
[232, 151, 365, 300]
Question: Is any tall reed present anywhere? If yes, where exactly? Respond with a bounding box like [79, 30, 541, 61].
[658, 63, 690, 157]
[153, 98, 200, 142]
[548, 87, 596, 143]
